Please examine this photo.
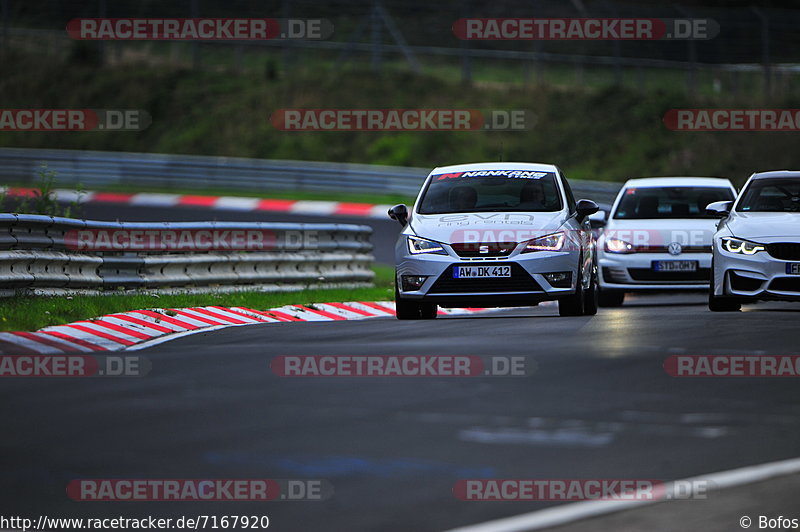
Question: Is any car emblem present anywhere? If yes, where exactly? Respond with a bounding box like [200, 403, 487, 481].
[479, 245, 490, 254]
[668, 242, 682, 255]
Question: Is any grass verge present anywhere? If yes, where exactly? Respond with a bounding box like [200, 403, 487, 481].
[0, 266, 395, 332]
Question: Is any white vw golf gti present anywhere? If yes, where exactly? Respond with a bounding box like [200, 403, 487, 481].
[389, 162, 599, 319]
[596, 177, 736, 306]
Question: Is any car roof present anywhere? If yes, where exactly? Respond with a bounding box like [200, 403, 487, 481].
[750, 170, 800, 180]
[430, 161, 558, 174]
[622, 177, 734, 188]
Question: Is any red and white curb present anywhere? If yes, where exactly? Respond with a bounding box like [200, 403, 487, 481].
[0, 303, 490, 355]
[2, 187, 393, 219]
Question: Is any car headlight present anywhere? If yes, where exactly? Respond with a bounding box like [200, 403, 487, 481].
[721, 237, 765, 255]
[407, 236, 446, 255]
[604, 237, 635, 254]
[522, 232, 565, 253]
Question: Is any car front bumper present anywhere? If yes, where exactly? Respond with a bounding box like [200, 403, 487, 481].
[713, 242, 800, 301]
[396, 249, 580, 308]
[598, 251, 711, 291]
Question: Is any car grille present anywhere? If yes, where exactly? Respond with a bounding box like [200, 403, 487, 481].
[451, 242, 516, 258]
[428, 263, 542, 294]
[627, 268, 710, 282]
[768, 277, 800, 292]
[766, 243, 800, 261]
[632, 245, 709, 254]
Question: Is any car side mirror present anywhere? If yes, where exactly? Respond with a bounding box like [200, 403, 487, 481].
[388, 204, 409, 226]
[588, 209, 607, 229]
[575, 199, 599, 222]
[706, 200, 733, 217]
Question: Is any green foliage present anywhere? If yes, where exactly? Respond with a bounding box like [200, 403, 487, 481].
[11, 164, 84, 217]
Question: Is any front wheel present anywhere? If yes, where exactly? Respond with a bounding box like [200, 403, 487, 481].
[708, 261, 741, 312]
[583, 264, 599, 316]
[395, 285, 438, 320]
[558, 273, 584, 317]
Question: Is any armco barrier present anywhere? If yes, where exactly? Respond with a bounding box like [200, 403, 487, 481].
[0, 214, 374, 293]
[0, 147, 622, 205]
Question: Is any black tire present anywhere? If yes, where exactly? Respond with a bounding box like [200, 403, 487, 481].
[558, 272, 584, 317]
[395, 284, 438, 320]
[598, 289, 625, 307]
[583, 263, 599, 316]
[708, 262, 741, 312]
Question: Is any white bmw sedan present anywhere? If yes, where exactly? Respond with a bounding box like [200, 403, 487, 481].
[709, 170, 800, 311]
[596, 177, 736, 306]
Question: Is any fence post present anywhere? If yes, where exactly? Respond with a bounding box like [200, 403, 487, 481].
[281, 0, 291, 77]
[370, 1, 382, 74]
[673, 5, 697, 96]
[97, 0, 107, 65]
[1, 0, 8, 51]
[751, 6, 770, 99]
[191, 0, 200, 69]
[460, 0, 472, 84]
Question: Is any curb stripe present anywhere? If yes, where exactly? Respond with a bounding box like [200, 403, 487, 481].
[323, 302, 376, 317]
[207, 306, 268, 323]
[107, 314, 174, 334]
[0, 303, 497, 355]
[128, 310, 198, 330]
[292, 305, 347, 321]
[170, 309, 228, 326]
[358, 301, 397, 315]
[190, 307, 251, 324]
[51, 188, 392, 219]
[0, 335, 42, 355]
[92, 192, 134, 202]
[12, 332, 80, 352]
[65, 324, 135, 346]
[257, 199, 295, 211]
[77, 320, 153, 340]
[178, 195, 218, 207]
[39, 331, 105, 351]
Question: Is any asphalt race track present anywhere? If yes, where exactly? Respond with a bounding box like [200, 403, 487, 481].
[2, 297, 800, 530]
[0, 203, 798, 531]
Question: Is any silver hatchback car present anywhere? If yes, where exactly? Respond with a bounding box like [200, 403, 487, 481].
[388, 162, 600, 319]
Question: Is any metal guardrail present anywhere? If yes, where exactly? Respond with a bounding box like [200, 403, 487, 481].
[0, 147, 622, 205]
[0, 214, 374, 293]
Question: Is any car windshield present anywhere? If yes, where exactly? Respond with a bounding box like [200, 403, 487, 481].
[737, 178, 800, 212]
[416, 170, 562, 214]
[613, 186, 734, 219]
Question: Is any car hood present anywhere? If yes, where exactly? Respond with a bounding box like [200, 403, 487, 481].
[409, 211, 566, 244]
[725, 212, 800, 241]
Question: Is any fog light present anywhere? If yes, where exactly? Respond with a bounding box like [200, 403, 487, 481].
[401, 275, 428, 291]
[544, 271, 572, 288]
